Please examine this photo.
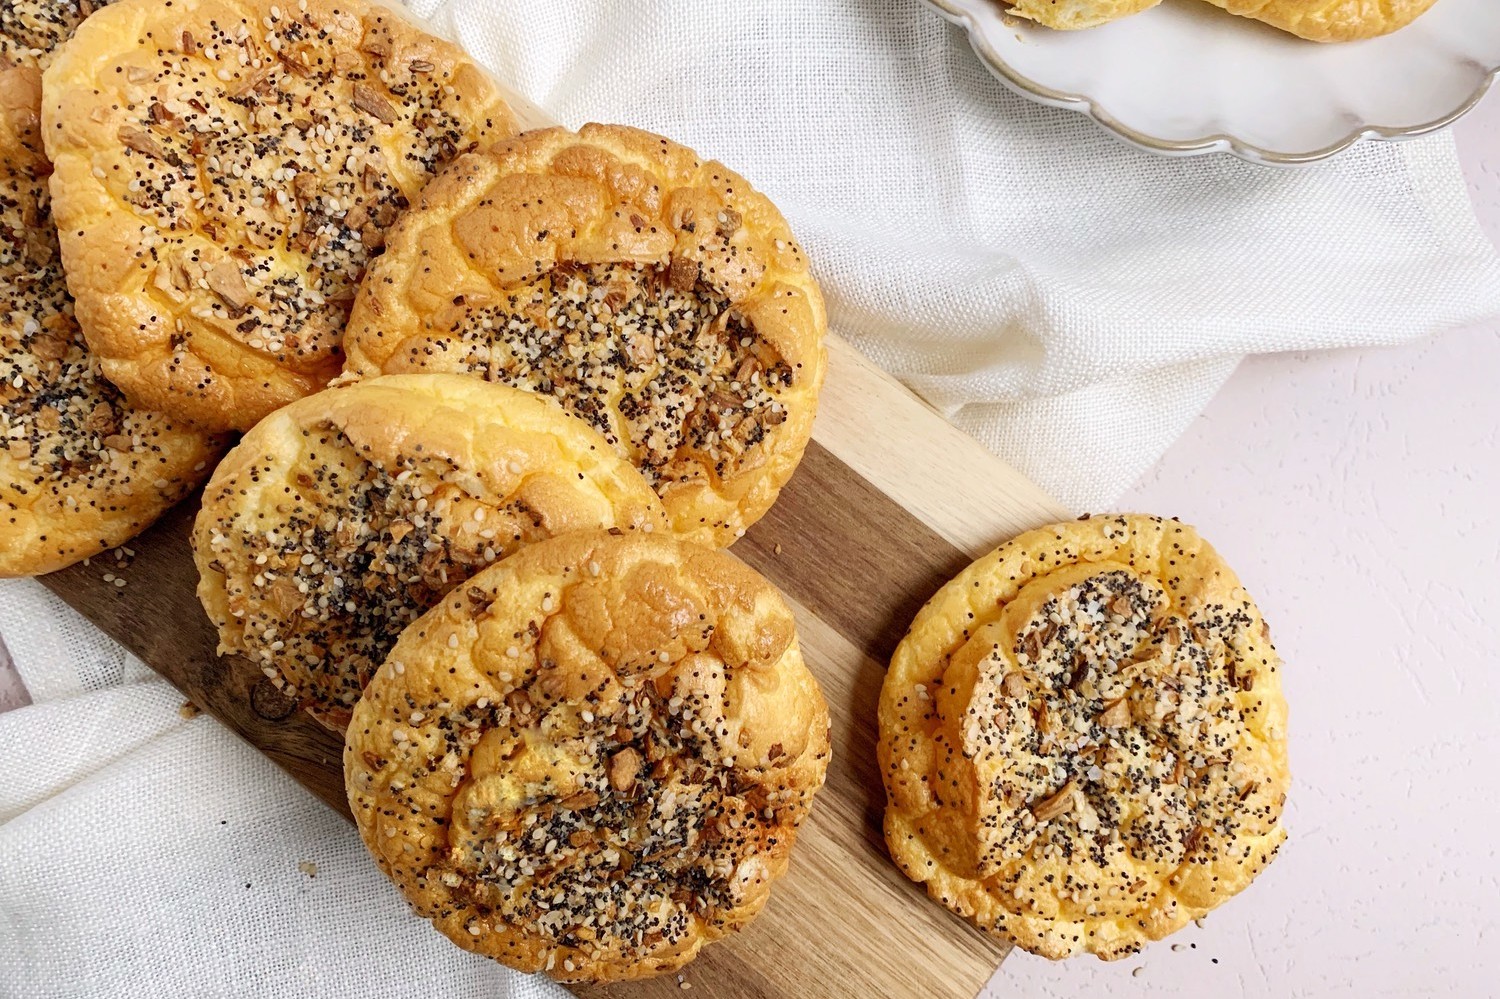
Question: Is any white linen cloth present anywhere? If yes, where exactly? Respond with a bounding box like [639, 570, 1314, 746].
[0, 584, 564, 999]
[3, 1, 1499, 997]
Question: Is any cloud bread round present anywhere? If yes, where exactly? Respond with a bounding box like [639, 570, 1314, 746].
[1196, 0, 1438, 41]
[192, 373, 668, 729]
[345, 530, 831, 982]
[40, 0, 517, 433]
[879, 514, 1289, 960]
[1004, 0, 1163, 30]
[1, 8, 223, 578]
[341, 123, 828, 549]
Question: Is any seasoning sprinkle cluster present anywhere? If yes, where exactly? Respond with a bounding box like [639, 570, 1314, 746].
[408, 261, 792, 489]
[347, 533, 831, 980]
[200, 420, 534, 711]
[108, 4, 492, 365]
[880, 515, 1289, 960]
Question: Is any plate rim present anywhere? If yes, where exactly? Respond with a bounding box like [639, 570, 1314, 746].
[922, 0, 1500, 165]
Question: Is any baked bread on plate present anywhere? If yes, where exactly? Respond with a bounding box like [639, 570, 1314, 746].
[192, 374, 666, 729]
[40, 0, 518, 432]
[880, 514, 1289, 959]
[1004, 0, 1163, 30]
[1005, 0, 1438, 38]
[341, 124, 828, 548]
[346, 530, 831, 981]
[1196, 0, 1440, 42]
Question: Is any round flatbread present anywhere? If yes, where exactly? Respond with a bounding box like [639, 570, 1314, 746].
[41, 0, 517, 431]
[192, 373, 668, 729]
[1196, 0, 1438, 41]
[342, 124, 827, 548]
[2, 2, 221, 577]
[880, 515, 1289, 959]
[346, 530, 831, 981]
[1004, 0, 1162, 30]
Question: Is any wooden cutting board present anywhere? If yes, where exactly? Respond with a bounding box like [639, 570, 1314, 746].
[37, 57, 1069, 999]
[39, 336, 1069, 999]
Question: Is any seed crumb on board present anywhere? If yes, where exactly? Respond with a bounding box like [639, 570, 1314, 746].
[298, 860, 318, 879]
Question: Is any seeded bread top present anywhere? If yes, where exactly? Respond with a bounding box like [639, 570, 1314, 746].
[346, 530, 831, 982]
[880, 514, 1289, 960]
[342, 123, 828, 548]
[192, 373, 667, 728]
[41, 0, 517, 432]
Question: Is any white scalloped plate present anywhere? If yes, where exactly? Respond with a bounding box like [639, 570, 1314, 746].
[924, 0, 1500, 164]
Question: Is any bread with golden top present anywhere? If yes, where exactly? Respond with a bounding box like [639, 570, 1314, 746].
[2, 0, 222, 577]
[345, 530, 831, 982]
[40, 0, 517, 432]
[1196, 0, 1439, 41]
[1006, 0, 1437, 38]
[342, 123, 827, 548]
[1004, 0, 1162, 30]
[192, 374, 667, 729]
[880, 515, 1289, 959]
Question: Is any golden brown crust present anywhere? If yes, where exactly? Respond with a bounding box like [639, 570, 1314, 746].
[1004, 0, 1163, 30]
[879, 515, 1289, 960]
[1007, 0, 1436, 37]
[1, 3, 222, 578]
[342, 123, 827, 548]
[1197, 0, 1439, 41]
[345, 531, 831, 982]
[192, 373, 668, 726]
[40, 0, 517, 432]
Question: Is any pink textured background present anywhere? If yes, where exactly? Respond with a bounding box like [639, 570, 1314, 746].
[2, 91, 1496, 997]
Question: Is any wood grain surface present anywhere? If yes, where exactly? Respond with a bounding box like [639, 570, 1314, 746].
[38, 337, 1068, 999]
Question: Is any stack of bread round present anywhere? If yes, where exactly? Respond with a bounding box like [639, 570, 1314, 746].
[6, 0, 834, 980]
[191, 374, 671, 730]
[10, 0, 1291, 985]
[342, 123, 828, 548]
[191, 374, 833, 980]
